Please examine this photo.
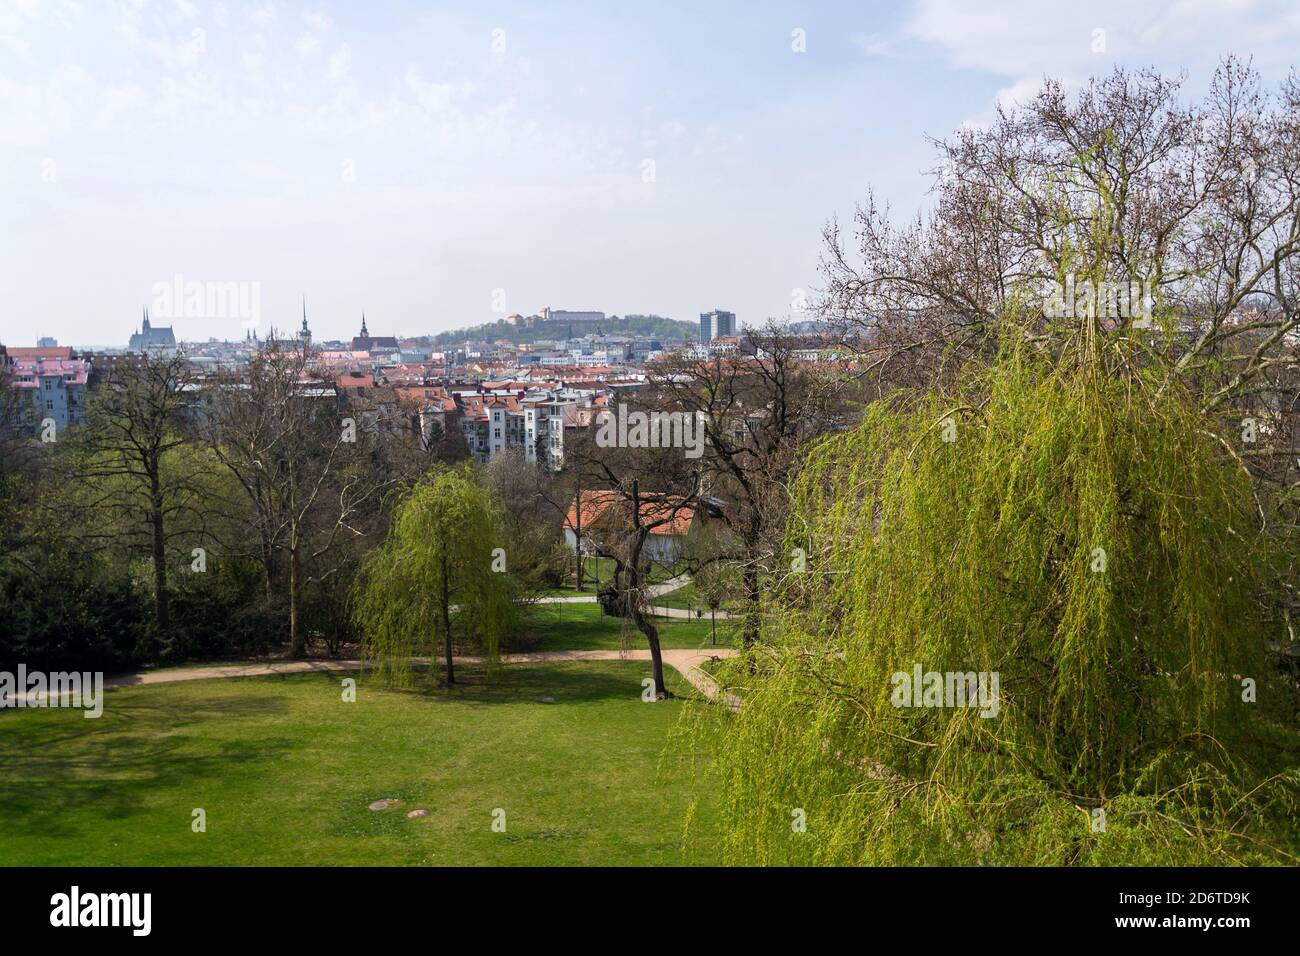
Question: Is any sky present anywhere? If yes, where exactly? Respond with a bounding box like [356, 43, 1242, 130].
[2, 0, 1299, 347]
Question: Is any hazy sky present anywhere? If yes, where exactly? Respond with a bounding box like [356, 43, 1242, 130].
[3, 0, 1299, 346]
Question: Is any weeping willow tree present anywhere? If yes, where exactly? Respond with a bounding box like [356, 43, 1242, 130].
[678, 321, 1300, 865]
[354, 467, 514, 686]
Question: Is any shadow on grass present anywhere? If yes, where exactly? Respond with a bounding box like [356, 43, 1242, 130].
[0, 692, 292, 839]
[368, 660, 657, 709]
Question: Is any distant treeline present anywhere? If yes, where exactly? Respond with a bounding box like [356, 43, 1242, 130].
[430, 314, 697, 346]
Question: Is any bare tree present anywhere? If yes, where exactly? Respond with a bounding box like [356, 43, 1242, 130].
[534, 427, 606, 591]
[820, 59, 1300, 407]
[654, 323, 849, 645]
[76, 352, 199, 630]
[480, 447, 569, 592]
[577, 416, 704, 698]
[208, 339, 401, 657]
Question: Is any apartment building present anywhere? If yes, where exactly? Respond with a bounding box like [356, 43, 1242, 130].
[7, 356, 90, 436]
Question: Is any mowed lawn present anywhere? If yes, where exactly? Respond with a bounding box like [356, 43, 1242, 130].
[524, 600, 738, 651]
[0, 662, 721, 866]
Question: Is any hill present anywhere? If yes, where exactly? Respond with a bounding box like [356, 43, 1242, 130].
[429, 314, 697, 346]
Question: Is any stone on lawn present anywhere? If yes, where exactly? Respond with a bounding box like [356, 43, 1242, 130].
[541, 696, 555, 703]
[406, 809, 430, 819]
[368, 799, 401, 811]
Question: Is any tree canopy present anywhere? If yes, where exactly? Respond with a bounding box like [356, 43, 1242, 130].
[354, 466, 514, 686]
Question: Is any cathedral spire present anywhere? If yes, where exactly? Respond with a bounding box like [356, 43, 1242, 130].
[360, 312, 368, 337]
[299, 297, 312, 344]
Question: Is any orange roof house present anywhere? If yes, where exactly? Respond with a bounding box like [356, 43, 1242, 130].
[564, 489, 697, 534]
[563, 490, 702, 564]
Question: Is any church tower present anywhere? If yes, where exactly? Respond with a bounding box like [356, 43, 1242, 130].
[299, 298, 312, 346]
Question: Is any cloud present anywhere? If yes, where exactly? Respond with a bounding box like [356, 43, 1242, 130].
[405, 67, 472, 114]
[905, 0, 1300, 82]
[902, 0, 1300, 128]
[327, 43, 349, 83]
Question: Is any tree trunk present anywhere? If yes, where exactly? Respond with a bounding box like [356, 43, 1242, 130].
[261, 534, 275, 604]
[289, 530, 304, 657]
[625, 512, 669, 697]
[573, 477, 584, 591]
[741, 561, 760, 648]
[441, 550, 454, 685]
[632, 603, 668, 698]
[149, 483, 169, 631]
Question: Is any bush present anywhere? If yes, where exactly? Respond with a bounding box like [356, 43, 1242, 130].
[0, 556, 152, 673]
[166, 557, 285, 661]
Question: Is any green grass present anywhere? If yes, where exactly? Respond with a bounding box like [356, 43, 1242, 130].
[643, 578, 730, 613]
[652, 581, 711, 610]
[519, 600, 738, 652]
[0, 662, 722, 866]
[533, 557, 680, 597]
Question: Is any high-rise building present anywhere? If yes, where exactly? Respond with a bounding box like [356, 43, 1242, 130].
[699, 309, 736, 342]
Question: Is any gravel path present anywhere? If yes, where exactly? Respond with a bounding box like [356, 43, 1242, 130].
[530, 572, 732, 620]
[102, 648, 738, 701]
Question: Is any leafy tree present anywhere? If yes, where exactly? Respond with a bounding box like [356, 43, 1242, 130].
[354, 467, 513, 686]
[681, 60, 1300, 866]
[684, 324, 1300, 865]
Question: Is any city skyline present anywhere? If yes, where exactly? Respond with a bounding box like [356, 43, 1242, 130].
[5, 0, 1300, 345]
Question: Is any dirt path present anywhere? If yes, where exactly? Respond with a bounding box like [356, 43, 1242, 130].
[102, 648, 738, 702]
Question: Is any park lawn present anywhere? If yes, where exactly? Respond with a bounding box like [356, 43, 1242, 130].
[533, 557, 680, 597]
[652, 581, 703, 610]
[0, 662, 722, 866]
[520, 600, 738, 651]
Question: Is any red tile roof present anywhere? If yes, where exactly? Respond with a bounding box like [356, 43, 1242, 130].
[564, 490, 695, 536]
[335, 371, 373, 389]
[8, 346, 74, 360]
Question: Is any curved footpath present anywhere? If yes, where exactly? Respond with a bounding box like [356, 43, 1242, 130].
[101, 648, 738, 703]
[532, 574, 732, 620]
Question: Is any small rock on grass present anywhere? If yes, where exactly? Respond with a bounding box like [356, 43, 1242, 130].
[541, 696, 555, 703]
[368, 799, 402, 811]
[406, 809, 430, 819]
